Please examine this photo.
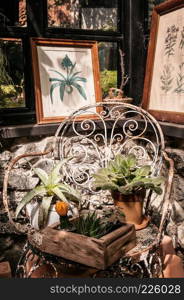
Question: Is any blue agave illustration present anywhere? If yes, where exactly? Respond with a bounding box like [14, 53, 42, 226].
[49, 55, 87, 103]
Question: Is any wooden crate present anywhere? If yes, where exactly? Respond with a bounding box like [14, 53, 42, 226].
[28, 223, 136, 270]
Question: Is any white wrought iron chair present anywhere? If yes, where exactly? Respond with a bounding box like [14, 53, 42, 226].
[3, 102, 174, 278]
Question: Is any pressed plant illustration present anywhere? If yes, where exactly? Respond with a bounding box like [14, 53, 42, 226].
[179, 27, 184, 50]
[174, 62, 184, 94]
[49, 54, 87, 103]
[160, 64, 174, 93]
[164, 25, 179, 58]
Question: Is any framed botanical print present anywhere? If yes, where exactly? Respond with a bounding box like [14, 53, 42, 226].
[31, 38, 102, 124]
[142, 0, 184, 124]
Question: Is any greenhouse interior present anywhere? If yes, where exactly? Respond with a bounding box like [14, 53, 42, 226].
[0, 0, 184, 281]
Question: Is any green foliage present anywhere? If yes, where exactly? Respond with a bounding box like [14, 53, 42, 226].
[0, 40, 25, 109]
[0, 46, 13, 85]
[100, 70, 117, 97]
[0, 84, 25, 109]
[49, 55, 87, 103]
[93, 154, 164, 195]
[15, 160, 81, 229]
[72, 211, 118, 239]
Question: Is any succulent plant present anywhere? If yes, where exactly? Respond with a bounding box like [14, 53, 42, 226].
[92, 154, 164, 195]
[15, 160, 81, 229]
[72, 211, 119, 239]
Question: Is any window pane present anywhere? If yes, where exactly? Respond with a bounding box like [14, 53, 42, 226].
[0, 39, 25, 109]
[0, 0, 27, 27]
[48, 0, 118, 31]
[148, 0, 166, 29]
[98, 42, 118, 98]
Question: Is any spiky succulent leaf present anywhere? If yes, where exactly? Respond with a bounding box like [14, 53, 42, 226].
[58, 183, 81, 202]
[48, 159, 70, 186]
[16, 158, 81, 229]
[32, 167, 49, 185]
[72, 211, 117, 238]
[38, 196, 53, 229]
[52, 186, 68, 203]
[15, 186, 47, 218]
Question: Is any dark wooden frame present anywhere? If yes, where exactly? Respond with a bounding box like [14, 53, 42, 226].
[31, 38, 102, 124]
[142, 0, 184, 124]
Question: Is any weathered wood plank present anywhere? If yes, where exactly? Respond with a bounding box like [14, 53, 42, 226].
[106, 226, 136, 258]
[105, 227, 136, 267]
[106, 238, 137, 268]
[28, 223, 136, 270]
[29, 228, 106, 269]
[100, 223, 134, 246]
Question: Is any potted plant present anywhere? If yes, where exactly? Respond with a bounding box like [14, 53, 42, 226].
[28, 204, 136, 270]
[15, 160, 81, 230]
[92, 153, 165, 230]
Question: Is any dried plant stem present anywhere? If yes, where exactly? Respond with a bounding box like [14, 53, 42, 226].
[119, 49, 129, 92]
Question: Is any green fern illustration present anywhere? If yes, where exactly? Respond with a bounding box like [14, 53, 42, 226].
[49, 55, 87, 103]
[160, 64, 174, 93]
[174, 63, 184, 94]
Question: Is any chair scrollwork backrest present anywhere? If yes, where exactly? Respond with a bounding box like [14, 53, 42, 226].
[54, 101, 165, 193]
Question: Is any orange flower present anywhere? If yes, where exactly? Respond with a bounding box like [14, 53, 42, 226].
[55, 201, 69, 216]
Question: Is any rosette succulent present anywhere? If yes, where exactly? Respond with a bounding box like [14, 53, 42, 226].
[92, 154, 164, 195]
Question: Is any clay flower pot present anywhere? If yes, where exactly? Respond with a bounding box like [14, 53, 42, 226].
[111, 189, 149, 230]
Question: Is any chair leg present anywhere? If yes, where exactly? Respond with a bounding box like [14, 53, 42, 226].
[159, 236, 184, 278]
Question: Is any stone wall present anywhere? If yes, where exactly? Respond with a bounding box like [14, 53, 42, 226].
[1, 135, 184, 274]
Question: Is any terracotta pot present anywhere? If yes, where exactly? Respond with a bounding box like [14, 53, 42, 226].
[111, 189, 149, 230]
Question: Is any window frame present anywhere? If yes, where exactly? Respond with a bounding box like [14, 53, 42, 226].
[0, 0, 147, 126]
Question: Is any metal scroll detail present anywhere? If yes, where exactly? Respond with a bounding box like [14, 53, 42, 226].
[54, 102, 165, 193]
